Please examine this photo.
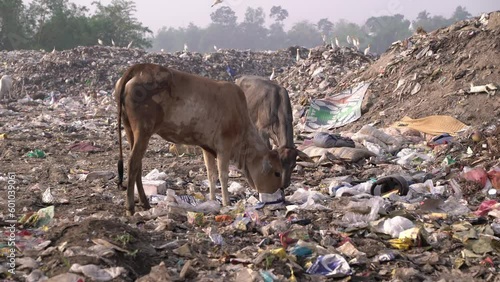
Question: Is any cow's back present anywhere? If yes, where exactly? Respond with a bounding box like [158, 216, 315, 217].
[236, 75, 294, 148]
[123, 66, 253, 154]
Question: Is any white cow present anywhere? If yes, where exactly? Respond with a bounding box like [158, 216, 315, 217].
[0, 75, 14, 101]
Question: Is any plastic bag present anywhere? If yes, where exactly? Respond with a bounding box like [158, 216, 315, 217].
[313, 132, 355, 148]
[306, 254, 352, 277]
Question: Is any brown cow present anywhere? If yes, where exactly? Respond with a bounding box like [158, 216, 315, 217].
[235, 75, 311, 188]
[115, 63, 283, 216]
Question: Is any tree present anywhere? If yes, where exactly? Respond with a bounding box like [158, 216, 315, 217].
[205, 7, 238, 51]
[333, 19, 365, 46]
[210, 6, 237, 27]
[317, 18, 334, 38]
[90, 0, 152, 49]
[413, 10, 451, 33]
[0, 0, 28, 50]
[268, 22, 287, 49]
[365, 14, 411, 54]
[451, 6, 471, 22]
[24, 0, 92, 50]
[287, 20, 322, 47]
[237, 7, 267, 49]
[270, 6, 288, 23]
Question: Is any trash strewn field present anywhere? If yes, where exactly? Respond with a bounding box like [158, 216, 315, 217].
[1, 11, 499, 282]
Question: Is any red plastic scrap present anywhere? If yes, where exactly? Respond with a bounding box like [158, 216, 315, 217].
[474, 200, 499, 216]
[480, 257, 494, 267]
[462, 167, 489, 187]
[487, 167, 500, 189]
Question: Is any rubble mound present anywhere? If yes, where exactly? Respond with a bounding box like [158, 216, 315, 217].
[0, 46, 295, 98]
[276, 45, 374, 106]
[336, 11, 500, 131]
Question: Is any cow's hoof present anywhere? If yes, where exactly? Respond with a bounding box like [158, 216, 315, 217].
[126, 209, 134, 216]
[142, 203, 151, 210]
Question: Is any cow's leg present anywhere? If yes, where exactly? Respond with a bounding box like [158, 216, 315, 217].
[118, 117, 134, 191]
[135, 171, 150, 210]
[216, 153, 230, 206]
[202, 149, 218, 201]
[123, 117, 134, 150]
[126, 130, 151, 216]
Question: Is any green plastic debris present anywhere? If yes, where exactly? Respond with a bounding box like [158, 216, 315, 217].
[26, 149, 46, 158]
[19, 206, 55, 228]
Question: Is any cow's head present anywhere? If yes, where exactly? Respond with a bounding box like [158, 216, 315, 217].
[245, 149, 283, 194]
[277, 146, 313, 188]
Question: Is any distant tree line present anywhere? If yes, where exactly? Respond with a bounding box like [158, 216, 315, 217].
[0, 1, 472, 55]
[0, 0, 152, 51]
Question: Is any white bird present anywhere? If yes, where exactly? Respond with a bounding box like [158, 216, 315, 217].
[364, 44, 371, 56]
[335, 37, 340, 48]
[308, 49, 312, 58]
[160, 48, 165, 52]
[97, 38, 103, 45]
[409, 21, 414, 31]
[211, 0, 222, 7]
[269, 68, 275, 80]
[111, 38, 115, 47]
[183, 43, 188, 52]
[214, 45, 218, 52]
[51, 46, 56, 53]
[346, 35, 352, 45]
[353, 37, 360, 50]
[296, 48, 300, 62]
[49, 91, 56, 105]
[127, 40, 133, 49]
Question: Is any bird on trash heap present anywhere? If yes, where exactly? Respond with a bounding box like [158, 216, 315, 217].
[364, 44, 371, 56]
[296, 48, 300, 62]
[270, 68, 275, 80]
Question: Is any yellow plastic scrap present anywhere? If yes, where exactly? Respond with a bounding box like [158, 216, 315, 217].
[398, 227, 430, 247]
[270, 248, 287, 259]
[388, 238, 413, 250]
[289, 266, 297, 282]
[454, 257, 466, 269]
[0, 133, 7, 139]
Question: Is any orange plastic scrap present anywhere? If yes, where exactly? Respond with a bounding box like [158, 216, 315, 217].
[215, 215, 233, 223]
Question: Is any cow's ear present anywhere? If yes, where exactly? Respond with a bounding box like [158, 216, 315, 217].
[296, 149, 314, 163]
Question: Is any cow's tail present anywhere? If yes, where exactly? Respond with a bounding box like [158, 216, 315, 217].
[116, 66, 138, 188]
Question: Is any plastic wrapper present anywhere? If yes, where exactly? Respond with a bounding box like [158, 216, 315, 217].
[306, 254, 352, 277]
[342, 197, 385, 226]
[381, 216, 415, 238]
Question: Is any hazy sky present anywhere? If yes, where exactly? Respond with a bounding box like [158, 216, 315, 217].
[26, 0, 500, 33]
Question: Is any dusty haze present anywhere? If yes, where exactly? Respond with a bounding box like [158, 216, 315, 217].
[23, 0, 500, 33]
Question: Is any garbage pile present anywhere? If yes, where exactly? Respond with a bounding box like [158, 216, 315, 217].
[275, 45, 374, 106]
[0, 47, 295, 99]
[328, 11, 500, 131]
